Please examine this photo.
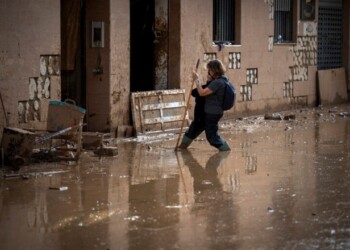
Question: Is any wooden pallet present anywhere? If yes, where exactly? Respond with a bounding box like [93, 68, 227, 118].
[131, 89, 190, 137]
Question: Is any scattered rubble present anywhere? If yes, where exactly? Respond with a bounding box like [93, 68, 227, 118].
[3, 170, 68, 179]
[264, 113, 284, 120]
[264, 113, 296, 120]
[49, 186, 68, 191]
[93, 146, 118, 157]
[1, 101, 119, 170]
[2, 103, 349, 171]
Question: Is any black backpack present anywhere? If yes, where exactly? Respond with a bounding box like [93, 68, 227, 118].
[220, 77, 236, 111]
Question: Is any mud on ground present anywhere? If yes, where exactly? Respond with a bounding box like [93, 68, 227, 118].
[1, 104, 350, 250]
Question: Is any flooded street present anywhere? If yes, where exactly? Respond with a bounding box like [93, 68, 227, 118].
[1, 105, 350, 250]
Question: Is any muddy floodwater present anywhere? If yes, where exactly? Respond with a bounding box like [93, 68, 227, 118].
[1, 105, 350, 250]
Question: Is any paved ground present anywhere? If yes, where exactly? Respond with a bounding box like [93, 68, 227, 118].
[1, 104, 350, 249]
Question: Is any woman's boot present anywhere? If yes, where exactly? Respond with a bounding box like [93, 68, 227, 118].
[218, 141, 231, 151]
[178, 135, 193, 149]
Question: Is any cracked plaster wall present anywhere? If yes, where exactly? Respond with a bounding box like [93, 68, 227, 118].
[180, 0, 324, 118]
[0, 0, 60, 130]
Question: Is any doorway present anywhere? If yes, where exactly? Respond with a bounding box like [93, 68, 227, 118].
[130, 0, 155, 92]
[60, 0, 86, 108]
[130, 0, 169, 92]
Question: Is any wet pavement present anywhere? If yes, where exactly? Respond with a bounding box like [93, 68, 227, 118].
[1, 104, 350, 250]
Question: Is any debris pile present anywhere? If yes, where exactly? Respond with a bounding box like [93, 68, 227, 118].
[1, 100, 118, 171]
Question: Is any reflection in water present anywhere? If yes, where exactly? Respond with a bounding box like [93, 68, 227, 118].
[127, 177, 180, 249]
[127, 144, 180, 249]
[245, 156, 257, 174]
[126, 148, 240, 249]
[240, 139, 258, 175]
[309, 121, 350, 248]
[180, 151, 240, 249]
[1, 111, 349, 249]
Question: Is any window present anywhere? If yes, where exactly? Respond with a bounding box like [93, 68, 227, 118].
[274, 0, 295, 43]
[213, 0, 238, 45]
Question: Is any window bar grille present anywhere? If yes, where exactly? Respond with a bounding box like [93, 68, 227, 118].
[213, 0, 235, 43]
[274, 0, 292, 43]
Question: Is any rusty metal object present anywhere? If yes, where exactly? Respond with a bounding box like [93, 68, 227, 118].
[36, 123, 84, 144]
[93, 146, 118, 158]
[1, 100, 86, 169]
[1, 127, 35, 168]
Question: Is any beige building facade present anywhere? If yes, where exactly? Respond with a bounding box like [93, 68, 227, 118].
[0, 0, 349, 134]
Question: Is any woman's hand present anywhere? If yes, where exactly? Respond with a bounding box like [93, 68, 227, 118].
[193, 71, 213, 97]
[192, 72, 199, 82]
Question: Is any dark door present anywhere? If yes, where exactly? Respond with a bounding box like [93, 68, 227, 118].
[130, 0, 155, 92]
[60, 0, 86, 108]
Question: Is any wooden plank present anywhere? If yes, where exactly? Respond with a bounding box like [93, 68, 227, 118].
[131, 89, 190, 136]
[142, 101, 185, 110]
[144, 115, 184, 124]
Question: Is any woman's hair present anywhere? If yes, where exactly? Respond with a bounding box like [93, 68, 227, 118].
[207, 59, 226, 78]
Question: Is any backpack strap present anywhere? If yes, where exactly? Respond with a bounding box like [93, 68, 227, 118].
[222, 80, 228, 107]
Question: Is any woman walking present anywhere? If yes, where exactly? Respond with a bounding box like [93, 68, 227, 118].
[179, 59, 231, 151]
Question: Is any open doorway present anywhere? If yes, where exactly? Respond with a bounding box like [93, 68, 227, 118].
[130, 0, 169, 92]
[130, 0, 155, 92]
[129, 1, 187, 135]
[60, 0, 86, 108]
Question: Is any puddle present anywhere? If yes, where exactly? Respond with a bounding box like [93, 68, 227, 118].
[1, 104, 350, 249]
